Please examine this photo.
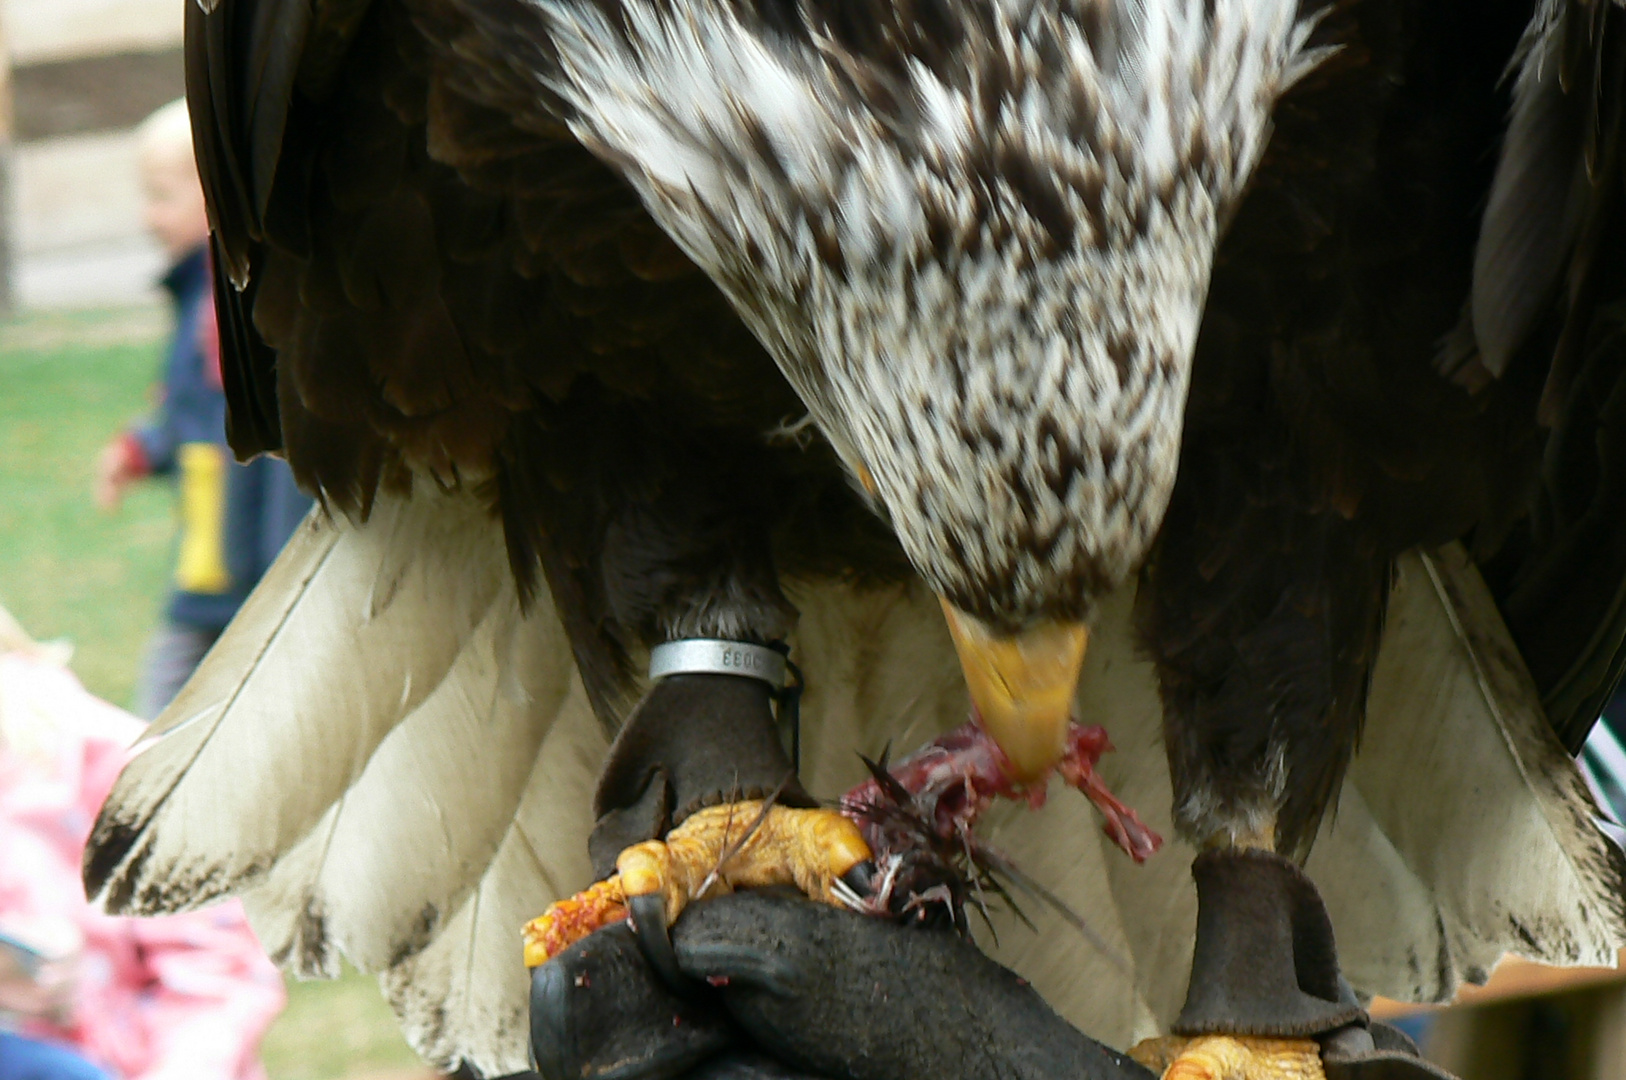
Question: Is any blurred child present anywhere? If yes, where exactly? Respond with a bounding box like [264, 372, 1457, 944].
[0, 607, 285, 1080]
[94, 100, 312, 720]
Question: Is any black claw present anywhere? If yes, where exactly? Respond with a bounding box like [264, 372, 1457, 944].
[840, 860, 877, 899]
[629, 892, 692, 991]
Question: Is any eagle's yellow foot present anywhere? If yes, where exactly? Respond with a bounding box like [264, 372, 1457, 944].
[1129, 1035, 1324, 1080]
[523, 801, 871, 969]
[523, 877, 629, 967]
[617, 800, 872, 922]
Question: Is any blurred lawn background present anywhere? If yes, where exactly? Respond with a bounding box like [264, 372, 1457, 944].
[0, 306, 427, 1080]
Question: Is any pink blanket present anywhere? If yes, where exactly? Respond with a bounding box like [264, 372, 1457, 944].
[0, 647, 285, 1080]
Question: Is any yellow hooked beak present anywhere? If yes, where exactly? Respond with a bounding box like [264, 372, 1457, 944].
[940, 600, 1089, 783]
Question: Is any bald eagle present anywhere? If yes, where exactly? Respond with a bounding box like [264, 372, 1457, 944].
[86, 0, 1626, 1075]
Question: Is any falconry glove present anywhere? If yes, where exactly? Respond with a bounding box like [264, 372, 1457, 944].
[531, 890, 1155, 1080]
[1174, 848, 1458, 1080]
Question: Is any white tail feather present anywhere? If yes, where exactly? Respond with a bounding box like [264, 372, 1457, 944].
[975, 577, 1200, 1048]
[88, 493, 514, 916]
[240, 589, 577, 976]
[88, 490, 607, 1074]
[935, 547, 1626, 1047]
[378, 674, 605, 1073]
[1309, 546, 1626, 1000]
[88, 497, 1624, 1068]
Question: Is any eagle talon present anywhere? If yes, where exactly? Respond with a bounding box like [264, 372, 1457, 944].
[628, 891, 691, 989]
[526, 801, 872, 966]
[840, 860, 877, 897]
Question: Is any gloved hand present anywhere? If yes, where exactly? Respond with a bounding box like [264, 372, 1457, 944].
[531, 890, 1154, 1080]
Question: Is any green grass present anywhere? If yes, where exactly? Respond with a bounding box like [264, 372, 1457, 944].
[0, 307, 423, 1080]
[0, 308, 174, 708]
[262, 967, 426, 1080]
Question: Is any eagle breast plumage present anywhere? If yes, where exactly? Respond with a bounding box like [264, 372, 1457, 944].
[529, 0, 1321, 624]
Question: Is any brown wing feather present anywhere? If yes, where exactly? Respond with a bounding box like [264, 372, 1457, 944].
[1480, 0, 1626, 749]
[1142, 0, 1559, 855]
[189, 0, 903, 719]
[1147, 0, 1626, 853]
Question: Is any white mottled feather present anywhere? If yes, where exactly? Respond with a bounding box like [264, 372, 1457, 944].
[89, 491, 1625, 1068]
[523, 0, 1316, 623]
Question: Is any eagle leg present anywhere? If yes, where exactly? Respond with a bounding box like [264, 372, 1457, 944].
[524, 673, 873, 975]
[1133, 848, 1456, 1080]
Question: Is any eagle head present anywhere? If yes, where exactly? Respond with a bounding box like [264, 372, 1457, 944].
[551, 0, 1319, 777]
[787, 1, 1315, 778]
[834, 193, 1212, 780]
